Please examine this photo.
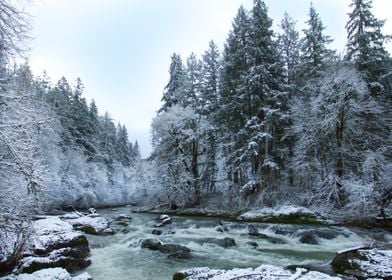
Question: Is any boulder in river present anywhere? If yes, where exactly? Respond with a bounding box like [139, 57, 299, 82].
[246, 241, 258, 248]
[66, 215, 112, 235]
[153, 215, 172, 227]
[298, 232, 319, 245]
[113, 214, 132, 221]
[152, 229, 162, 235]
[140, 239, 191, 259]
[246, 225, 286, 244]
[247, 225, 260, 236]
[141, 239, 162, 250]
[200, 237, 236, 248]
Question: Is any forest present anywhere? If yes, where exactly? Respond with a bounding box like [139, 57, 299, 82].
[150, 0, 392, 219]
[0, 0, 391, 278]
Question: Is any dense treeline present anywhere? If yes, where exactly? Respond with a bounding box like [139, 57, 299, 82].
[151, 0, 392, 218]
[1, 66, 142, 212]
[0, 4, 141, 218]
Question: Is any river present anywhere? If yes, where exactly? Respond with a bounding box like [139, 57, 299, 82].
[80, 207, 391, 280]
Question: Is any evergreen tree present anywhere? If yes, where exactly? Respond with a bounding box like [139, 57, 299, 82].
[69, 78, 95, 155]
[160, 53, 187, 112]
[116, 124, 131, 166]
[130, 140, 141, 160]
[185, 53, 202, 109]
[345, 0, 391, 92]
[199, 40, 220, 116]
[48, 77, 74, 147]
[243, 0, 287, 186]
[217, 5, 252, 185]
[278, 12, 301, 86]
[198, 41, 221, 192]
[300, 4, 334, 79]
[98, 112, 117, 165]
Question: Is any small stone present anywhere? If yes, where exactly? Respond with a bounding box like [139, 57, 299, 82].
[152, 229, 162, 235]
[299, 232, 319, 245]
[246, 241, 259, 248]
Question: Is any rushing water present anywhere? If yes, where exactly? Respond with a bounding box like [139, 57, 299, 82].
[79, 207, 392, 280]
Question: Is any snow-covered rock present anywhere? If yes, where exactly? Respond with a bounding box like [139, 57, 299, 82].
[65, 215, 112, 235]
[153, 214, 172, 227]
[140, 238, 192, 259]
[31, 217, 88, 256]
[237, 205, 324, 224]
[14, 216, 91, 274]
[17, 247, 90, 274]
[173, 264, 341, 280]
[0, 268, 92, 280]
[60, 213, 82, 220]
[332, 246, 392, 278]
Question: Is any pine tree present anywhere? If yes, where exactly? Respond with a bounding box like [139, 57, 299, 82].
[300, 4, 335, 79]
[98, 112, 117, 165]
[116, 124, 131, 166]
[345, 0, 391, 90]
[244, 0, 287, 185]
[198, 41, 221, 192]
[185, 53, 202, 109]
[278, 12, 301, 86]
[160, 53, 188, 112]
[217, 5, 252, 185]
[48, 77, 74, 148]
[131, 140, 141, 160]
[199, 40, 220, 116]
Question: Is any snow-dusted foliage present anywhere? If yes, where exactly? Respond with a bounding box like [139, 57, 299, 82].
[151, 105, 210, 206]
[150, 0, 391, 217]
[291, 63, 391, 216]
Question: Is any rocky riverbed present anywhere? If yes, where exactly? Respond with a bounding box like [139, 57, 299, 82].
[2, 206, 391, 280]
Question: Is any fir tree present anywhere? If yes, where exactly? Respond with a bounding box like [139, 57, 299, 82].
[160, 53, 187, 112]
[345, 0, 391, 90]
[217, 5, 252, 185]
[199, 40, 220, 116]
[185, 53, 202, 109]
[278, 12, 301, 86]
[244, 0, 287, 184]
[300, 4, 334, 79]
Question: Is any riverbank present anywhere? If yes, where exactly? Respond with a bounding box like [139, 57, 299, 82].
[133, 205, 392, 230]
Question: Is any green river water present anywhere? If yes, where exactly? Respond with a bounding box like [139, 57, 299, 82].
[80, 207, 391, 280]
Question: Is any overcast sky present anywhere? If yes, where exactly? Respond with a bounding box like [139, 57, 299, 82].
[28, 0, 392, 158]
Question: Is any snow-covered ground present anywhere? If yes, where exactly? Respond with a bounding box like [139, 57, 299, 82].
[174, 264, 341, 280]
[239, 205, 315, 218]
[237, 205, 323, 223]
[0, 268, 91, 280]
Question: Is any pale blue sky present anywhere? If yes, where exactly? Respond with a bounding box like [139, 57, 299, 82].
[28, 0, 392, 157]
